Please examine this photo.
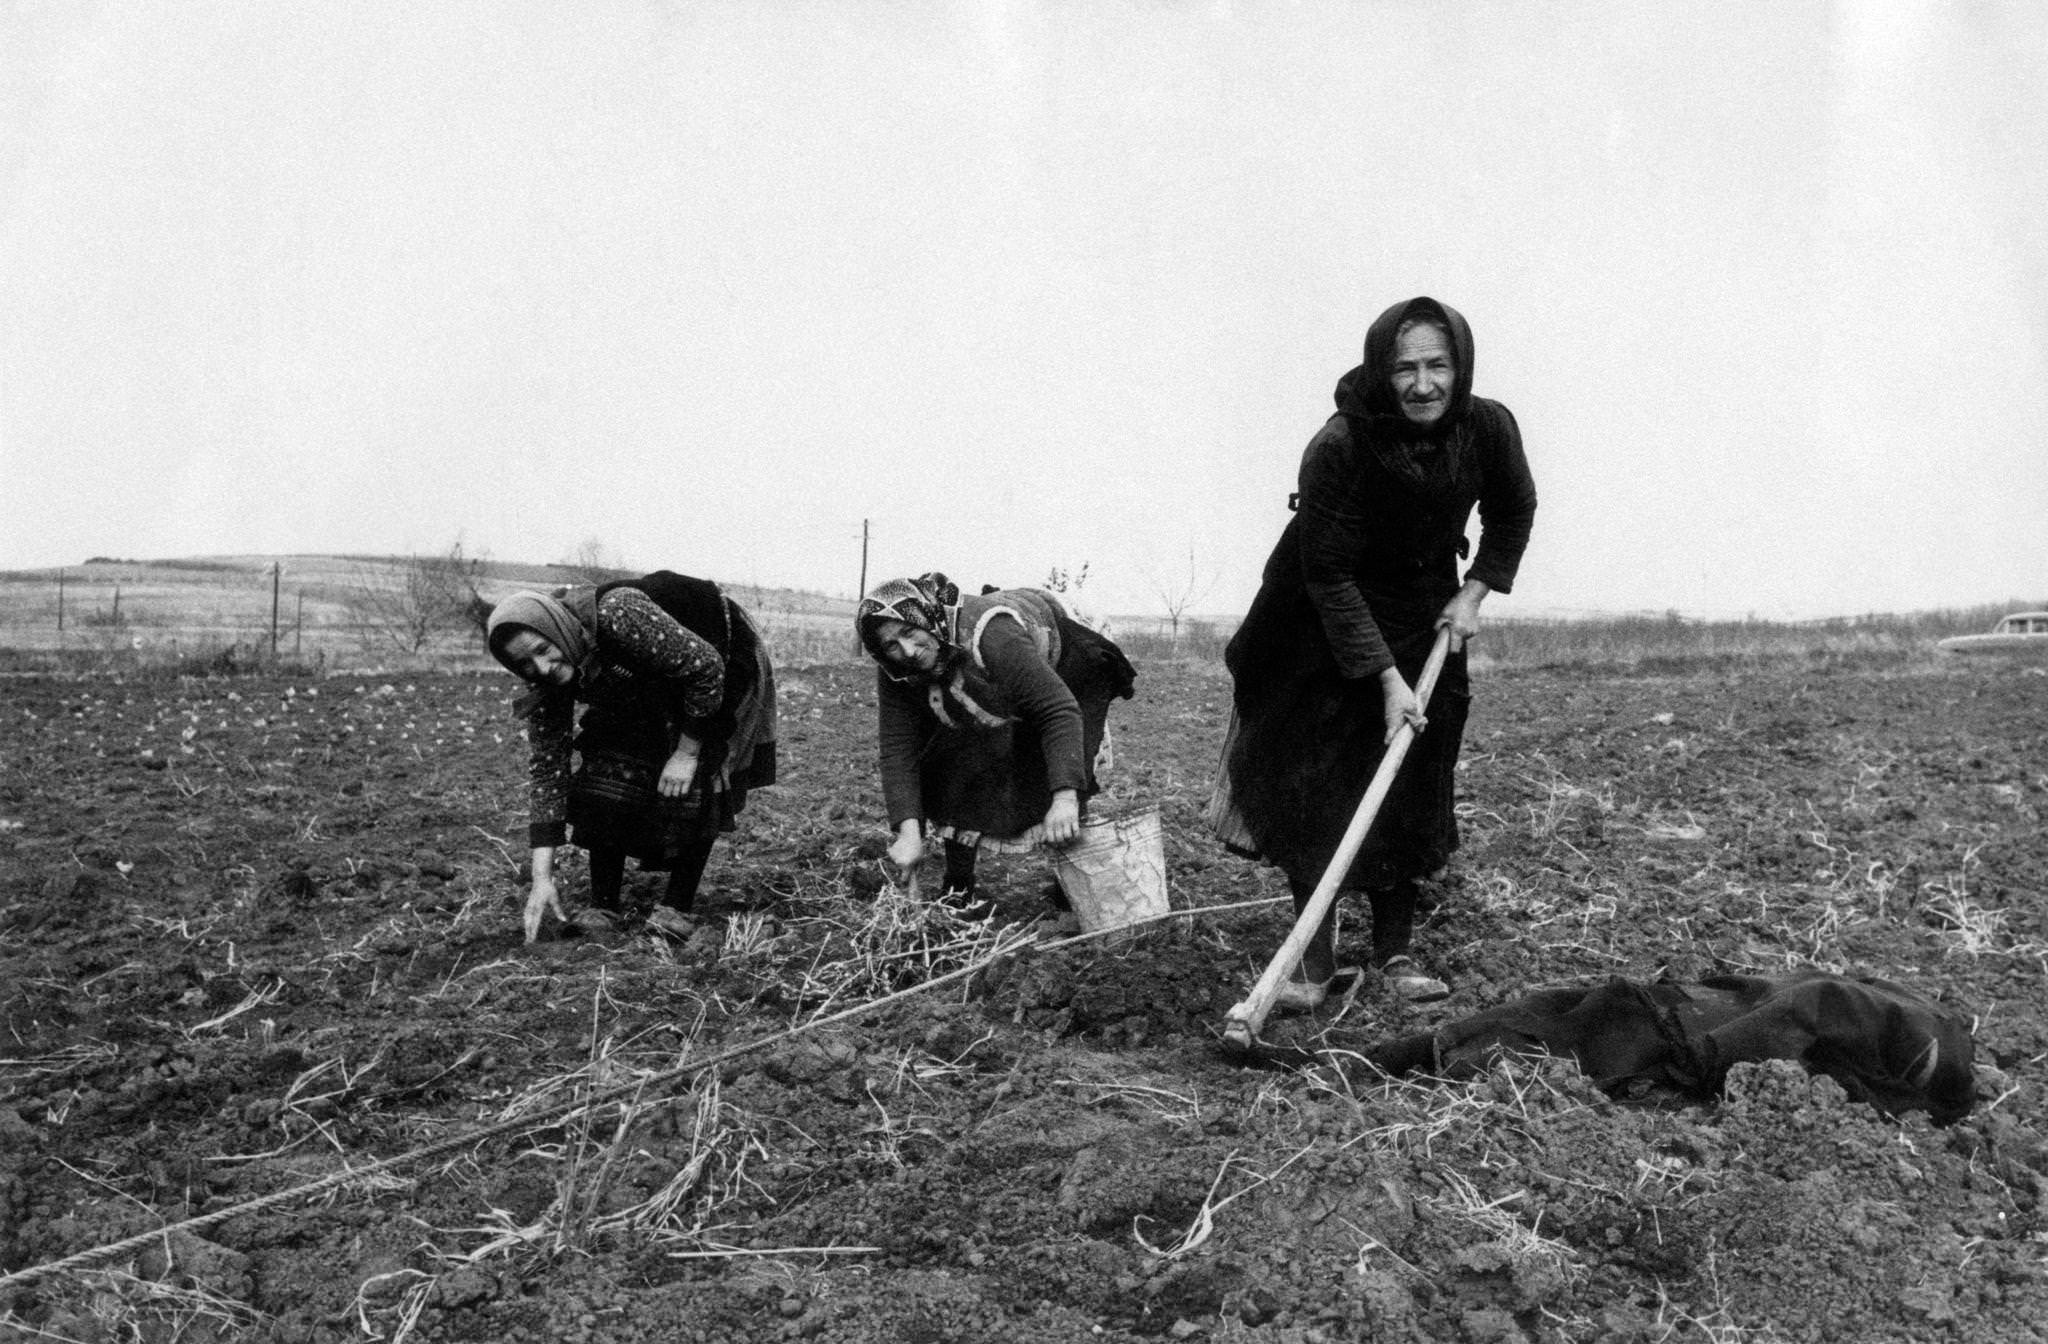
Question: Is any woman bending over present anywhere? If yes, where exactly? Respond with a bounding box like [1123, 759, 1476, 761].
[488, 570, 776, 941]
[858, 573, 1134, 917]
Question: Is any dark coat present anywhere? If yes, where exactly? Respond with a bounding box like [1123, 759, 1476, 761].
[1217, 298, 1536, 890]
[1364, 969, 1978, 1125]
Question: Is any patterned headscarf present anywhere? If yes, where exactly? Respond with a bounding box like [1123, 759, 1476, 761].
[855, 572, 1006, 729]
[856, 573, 960, 674]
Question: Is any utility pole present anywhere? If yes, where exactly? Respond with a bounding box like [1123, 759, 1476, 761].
[270, 562, 281, 659]
[854, 518, 870, 655]
[858, 519, 870, 602]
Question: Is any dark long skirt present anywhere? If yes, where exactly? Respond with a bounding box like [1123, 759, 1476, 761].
[1212, 611, 1469, 892]
[920, 616, 1136, 843]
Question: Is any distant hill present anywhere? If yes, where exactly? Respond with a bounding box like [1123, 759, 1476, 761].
[2, 555, 2027, 674]
[0, 554, 861, 667]
[42, 554, 858, 612]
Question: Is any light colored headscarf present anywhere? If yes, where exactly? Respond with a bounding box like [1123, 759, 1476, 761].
[487, 587, 599, 681]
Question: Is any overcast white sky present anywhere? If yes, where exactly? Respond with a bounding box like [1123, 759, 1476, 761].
[3, 1, 2043, 620]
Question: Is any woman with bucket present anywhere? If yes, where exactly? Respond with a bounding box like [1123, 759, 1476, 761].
[1210, 297, 1536, 1007]
[858, 573, 1136, 919]
[487, 570, 777, 943]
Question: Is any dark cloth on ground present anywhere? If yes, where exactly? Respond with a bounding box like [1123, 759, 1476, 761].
[1364, 969, 1977, 1124]
[876, 587, 1135, 841]
[1211, 296, 1535, 892]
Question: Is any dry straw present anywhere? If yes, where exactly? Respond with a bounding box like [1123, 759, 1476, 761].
[0, 891, 1287, 1294]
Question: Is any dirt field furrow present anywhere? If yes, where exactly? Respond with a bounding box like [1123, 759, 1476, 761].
[3, 658, 2044, 1342]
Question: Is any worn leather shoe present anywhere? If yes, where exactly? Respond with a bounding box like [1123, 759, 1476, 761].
[1379, 955, 1450, 1002]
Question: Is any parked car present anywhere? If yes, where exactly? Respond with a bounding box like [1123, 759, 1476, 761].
[1937, 611, 2048, 656]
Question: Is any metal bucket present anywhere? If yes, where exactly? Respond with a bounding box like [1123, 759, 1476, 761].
[1053, 807, 1168, 934]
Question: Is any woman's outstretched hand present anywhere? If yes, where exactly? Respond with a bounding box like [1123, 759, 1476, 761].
[1041, 790, 1082, 846]
[524, 872, 565, 943]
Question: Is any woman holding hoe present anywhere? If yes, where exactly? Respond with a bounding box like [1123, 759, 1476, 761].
[1211, 296, 1536, 1006]
[487, 570, 777, 942]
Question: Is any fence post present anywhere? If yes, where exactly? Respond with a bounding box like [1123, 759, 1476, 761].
[56, 570, 65, 634]
[270, 562, 281, 660]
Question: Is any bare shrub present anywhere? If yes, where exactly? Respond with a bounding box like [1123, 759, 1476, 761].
[346, 541, 490, 654]
[1148, 545, 1218, 650]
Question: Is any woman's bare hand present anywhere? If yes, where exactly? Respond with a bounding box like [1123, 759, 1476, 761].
[1435, 581, 1489, 652]
[1380, 675, 1427, 745]
[1041, 790, 1082, 846]
[887, 823, 925, 869]
[658, 751, 699, 797]
[524, 873, 565, 943]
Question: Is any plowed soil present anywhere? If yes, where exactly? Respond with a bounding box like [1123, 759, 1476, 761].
[3, 655, 2045, 1342]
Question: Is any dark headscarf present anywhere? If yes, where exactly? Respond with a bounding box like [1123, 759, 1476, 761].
[1331, 296, 1482, 496]
[1333, 296, 1476, 439]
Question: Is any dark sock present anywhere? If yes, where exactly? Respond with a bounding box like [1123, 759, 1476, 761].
[662, 838, 715, 913]
[588, 848, 625, 911]
[941, 839, 978, 898]
[1369, 880, 1419, 966]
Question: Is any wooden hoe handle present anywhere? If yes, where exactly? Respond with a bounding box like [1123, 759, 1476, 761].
[1222, 626, 1454, 1048]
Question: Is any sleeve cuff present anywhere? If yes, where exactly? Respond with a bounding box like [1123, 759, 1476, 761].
[1466, 563, 1515, 596]
[529, 821, 567, 849]
[1338, 653, 1397, 681]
